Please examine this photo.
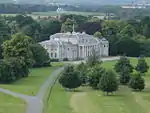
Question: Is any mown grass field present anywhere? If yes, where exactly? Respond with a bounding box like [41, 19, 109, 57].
[0, 92, 26, 113]
[0, 62, 64, 96]
[44, 83, 73, 113]
[46, 58, 150, 113]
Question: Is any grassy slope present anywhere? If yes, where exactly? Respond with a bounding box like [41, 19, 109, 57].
[47, 58, 150, 113]
[45, 83, 73, 113]
[0, 62, 64, 96]
[0, 92, 25, 113]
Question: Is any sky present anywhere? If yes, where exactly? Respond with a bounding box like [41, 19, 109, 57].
[7, 0, 150, 5]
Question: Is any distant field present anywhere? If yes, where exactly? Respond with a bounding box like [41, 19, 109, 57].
[0, 11, 105, 19]
[31, 11, 105, 16]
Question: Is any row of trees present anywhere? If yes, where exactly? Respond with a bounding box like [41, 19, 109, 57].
[59, 51, 118, 95]
[59, 54, 149, 94]
[114, 56, 148, 91]
[0, 33, 50, 83]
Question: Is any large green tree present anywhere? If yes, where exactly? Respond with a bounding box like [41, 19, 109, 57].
[119, 66, 131, 84]
[120, 24, 137, 37]
[87, 64, 105, 89]
[0, 57, 28, 83]
[30, 44, 50, 67]
[40, 20, 61, 41]
[75, 62, 88, 85]
[0, 16, 11, 59]
[61, 18, 78, 33]
[94, 31, 102, 38]
[59, 65, 82, 90]
[136, 56, 149, 74]
[112, 38, 141, 57]
[2, 33, 34, 69]
[114, 56, 133, 73]
[129, 72, 145, 91]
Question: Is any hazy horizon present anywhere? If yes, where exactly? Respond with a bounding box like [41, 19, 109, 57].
[1, 0, 150, 5]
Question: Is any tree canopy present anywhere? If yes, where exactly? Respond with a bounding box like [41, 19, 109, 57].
[99, 70, 118, 95]
[59, 65, 82, 89]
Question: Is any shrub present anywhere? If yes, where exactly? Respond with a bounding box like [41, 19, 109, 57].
[0, 57, 29, 83]
[51, 59, 59, 62]
[99, 70, 118, 95]
[114, 56, 133, 73]
[136, 56, 149, 74]
[129, 72, 145, 91]
[75, 62, 88, 85]
[63, 58, 69, 61]
[30, 44, 51, 67]
[88, 64, 105, 89]
[119, 66, 131, 84]
[59, 65, 82, 89]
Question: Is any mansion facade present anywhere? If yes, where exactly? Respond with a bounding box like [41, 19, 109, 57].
[39, 32, 109, 61]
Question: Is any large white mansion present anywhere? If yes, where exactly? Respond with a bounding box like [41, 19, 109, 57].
[39, 32, 109, 61]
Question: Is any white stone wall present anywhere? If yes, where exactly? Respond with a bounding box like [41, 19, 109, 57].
[39, 33, 109, 61]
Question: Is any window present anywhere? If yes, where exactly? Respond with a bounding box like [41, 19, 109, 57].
[55, 53, 57, 58]
[104, 45, 105, 47]
[68, 48, 69, 51]
[51, 53, 53, 57]
[51, 49, 53, 51]
[82, 39, 84, 42]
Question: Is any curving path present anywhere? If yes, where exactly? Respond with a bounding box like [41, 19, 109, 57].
[0, 57, 120, 113]
[0, 67, 64, 113]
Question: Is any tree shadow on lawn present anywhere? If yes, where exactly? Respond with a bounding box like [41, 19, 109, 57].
[99, 92, 127, 97]
[63, 89, 84, 93]
[139, 87, 150, 93]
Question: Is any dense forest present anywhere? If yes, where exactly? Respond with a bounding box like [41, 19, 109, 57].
[1, 14, 150, 58]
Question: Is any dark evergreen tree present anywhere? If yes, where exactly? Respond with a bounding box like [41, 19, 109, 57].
[75, 62, 88, 85]
[114, 56, 133, 73]
[99, 70, 118, 95]
[87, 64, 105, 89]
[129, 72, 145, 91]
[30, 44, 50, 67]
[136, 56, 149, 74]
[119, 66, 131, 84]
[59, 65, 82, 89]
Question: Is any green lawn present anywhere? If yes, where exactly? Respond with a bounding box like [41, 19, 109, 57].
[44, 82, 73, 113]
[46, 58, 150, 113]
[0, 62, 64, 96]
[0, 92, 26, 113]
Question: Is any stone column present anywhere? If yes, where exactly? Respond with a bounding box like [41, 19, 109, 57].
[86, 46, 87, 57]
[82, 46, 84, 58]
[84, 46, 85, 58]
[78, 46, 80, 59]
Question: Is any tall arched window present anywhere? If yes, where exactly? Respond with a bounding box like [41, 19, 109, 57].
[55, 53, 57, 58]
